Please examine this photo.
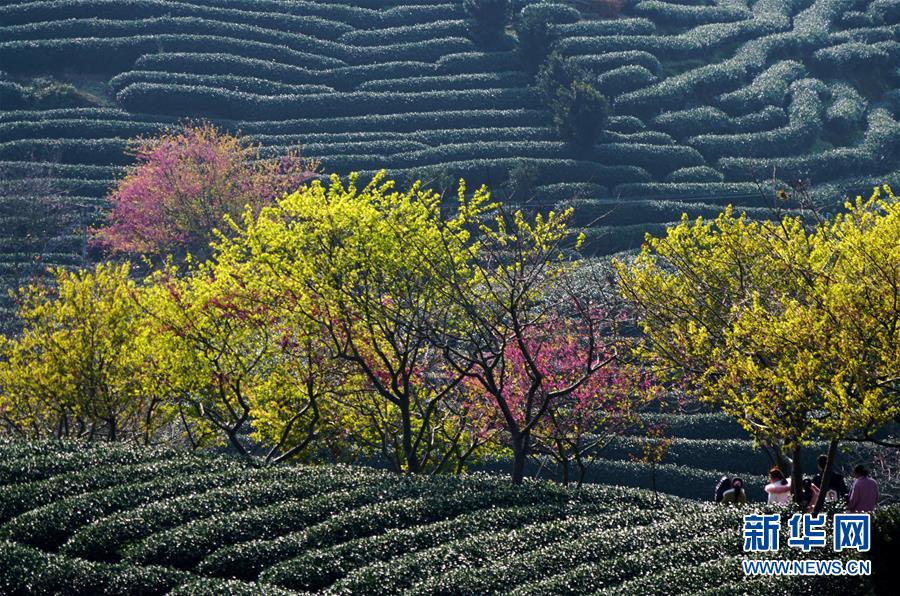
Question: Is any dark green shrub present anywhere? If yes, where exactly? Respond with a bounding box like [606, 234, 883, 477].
[515, 5, 557, 74]
[536, 54, 610, 149]
[0, 468, 247, 550]
[419, 518, 744, 594]
[331, 509, 665, 594]
[465, 0, 510, 46]
[0, 456, 215, 524]
[436, 50, 520, 74]
[123, 481, 409, 569]
[197, 477, 648, 581]
[166, 578, 296, 595]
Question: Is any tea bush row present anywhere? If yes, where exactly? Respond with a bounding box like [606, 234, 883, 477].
[252, 126, 558, 149]
[509, 531, 741, 596]
[357, 72, 530, 92]
[0, 117, 167, 143]
[0, 35, 345, 74]
[717, 60, 807, 114]
[337, 20, 468, 45]
[666, 166, 725, 183]
[721, 108, 900, 182]
[0, 17, 353, 62]
[61, 466, 388, 562]
[0, 467, 252, 550]
[256, 504, 595, 591]
[687, 79, 826, 161]
[595, 65, 658, 96]
[0, 138, 130, 165]
[569, 51, 661, 77]
[330, 511, 660, 594]
[601, 130, 676, 146]
[637, 412, 749, 439]
[194, 479, 667, 581]
[0, 456, 220, 524]
[120, 482, 422, 569]
[0, 441, 179, 486]
[591, 143, 705, 178]
[555, 19, 657, 37]
[0, 0, 354, 37]
[633, 1, 752, 27]
[603, 436, 776, 474]
[0, 0, 464, 30]
[0, 108, 168, 123]
[0, 540, 190, 596]
[826, 82, 868, 133]
[116, 83, 541, 120]
[654, 106, 788, 140]
[357, 158, 652, 190]
[109, 71, 335, 96]
[409, 512, 745, 595]
[239, 109, 546, 135]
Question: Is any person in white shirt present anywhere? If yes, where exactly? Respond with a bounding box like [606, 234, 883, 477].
[764, 466, 792, 505]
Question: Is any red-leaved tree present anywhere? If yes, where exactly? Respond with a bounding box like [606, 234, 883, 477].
[464, 316, 655, 485]
[95, 123, 317, 257]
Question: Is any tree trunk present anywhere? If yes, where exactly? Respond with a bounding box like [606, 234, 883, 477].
[511, 432, 530, 484]
[790, 444, 803, 507]
[763, 443, 792, 472]
[400, 401, 420, 474]
[812, 439, 839, 515]
[560, 458, 570, 486]
[575, 456, 587, 488]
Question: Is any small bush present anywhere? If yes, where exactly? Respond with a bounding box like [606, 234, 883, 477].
[465, 0, 510, 46]
[536, 53, 609, 149]
[516, 4, 557, 74]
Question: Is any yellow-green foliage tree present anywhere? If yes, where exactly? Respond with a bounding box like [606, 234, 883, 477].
[616, 186, 900, 506]
[139, 257, 345, 462]
[212, 171, 495, 473]
[0, 263, 167, 442]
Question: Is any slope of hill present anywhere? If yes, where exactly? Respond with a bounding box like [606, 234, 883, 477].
[2, 0, 900, 320]
[0, 439, 875, 595]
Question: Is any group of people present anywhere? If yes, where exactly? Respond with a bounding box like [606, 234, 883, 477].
[715, 455, 880, 512]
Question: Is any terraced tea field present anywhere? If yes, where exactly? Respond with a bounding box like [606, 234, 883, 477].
[2, 0, 900, 319]
[0, 439, 876, 595]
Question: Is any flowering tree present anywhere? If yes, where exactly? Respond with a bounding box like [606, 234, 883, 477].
[615, 185, 900, 508]
[419, 204, 640, 483]
[95, 123, 317, 257]
[212, 171, 495, 473]
[0, 263, 166, 442]
[462, 313, 654, 485]
[139, 258, 342, 462]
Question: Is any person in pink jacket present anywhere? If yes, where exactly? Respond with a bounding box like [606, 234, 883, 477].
[764, 467, 792, 505]
[848, 465, 879, 512]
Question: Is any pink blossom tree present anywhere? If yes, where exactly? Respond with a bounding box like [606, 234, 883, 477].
[95, 122, 317, 257]
[463, 315, 656, 485]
